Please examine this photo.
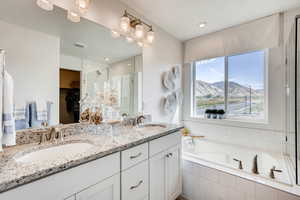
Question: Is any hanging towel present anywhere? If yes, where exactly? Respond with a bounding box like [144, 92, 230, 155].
[2, 71, 16, 146]
[14, 102, 26, 120]
[30, 102, 52, 128]
[15, 103, 30, 130]
[36, 100, 48, 121]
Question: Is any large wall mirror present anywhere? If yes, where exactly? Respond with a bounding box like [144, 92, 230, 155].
[0, 0, 143, 130]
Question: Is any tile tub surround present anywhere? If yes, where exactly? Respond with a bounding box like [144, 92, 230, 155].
[0, 123, 183, 193]
[182, 159, 300, 200]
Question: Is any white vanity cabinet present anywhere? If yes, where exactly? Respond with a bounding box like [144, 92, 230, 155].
[0, 131, 182, 200]
[149, 132, 182, 200]
[76, 174, 120, 200]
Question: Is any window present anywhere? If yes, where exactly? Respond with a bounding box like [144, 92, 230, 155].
[192, 50, 267, 122]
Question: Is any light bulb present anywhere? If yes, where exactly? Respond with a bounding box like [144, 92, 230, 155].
[111, 30, 120, 38]
[126, 36, 134, 43]
[36, 0, 53, 11]
[67, 10, 81, 23]
[146, 30, 155, 44]
[120, 16, 130, 33]
[75, 0, 91, 15]
[135, 24, 144, 39]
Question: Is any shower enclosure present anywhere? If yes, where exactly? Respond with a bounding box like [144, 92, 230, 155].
[287, 15, 300, 184]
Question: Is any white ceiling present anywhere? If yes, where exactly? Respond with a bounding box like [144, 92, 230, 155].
[0, 0, 141, 64]
[120, 0, 300, 40]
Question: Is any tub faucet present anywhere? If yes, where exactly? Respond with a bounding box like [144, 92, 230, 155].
[252, 155, 259, 174]
[270, 166, 282, 179]
[233, 158, 243, 170]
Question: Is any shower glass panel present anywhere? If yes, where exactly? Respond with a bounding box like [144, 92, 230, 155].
[291, 16, 300, 184]
[297, 16, 300, 184]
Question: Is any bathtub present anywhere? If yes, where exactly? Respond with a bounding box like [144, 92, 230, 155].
[182, 137, 293, 186]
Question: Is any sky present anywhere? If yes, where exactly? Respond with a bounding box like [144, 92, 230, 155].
[196, 50, 265, 89]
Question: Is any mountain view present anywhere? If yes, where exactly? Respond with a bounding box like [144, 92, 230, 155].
[195, 80, 263, 98]
[194, 80, 264, 118]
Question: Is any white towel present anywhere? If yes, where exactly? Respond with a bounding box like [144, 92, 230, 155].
[36, 100, 48, 121]
[2, 71, 16, 146]
[14, 102, 26, 120]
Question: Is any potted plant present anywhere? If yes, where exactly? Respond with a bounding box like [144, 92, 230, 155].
[217, 109, 226, 119]
[205, 109, 212, 119]
[211, 109, 218, 119]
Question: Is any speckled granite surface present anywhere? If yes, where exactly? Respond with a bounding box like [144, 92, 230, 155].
[0, 123, 183, 193]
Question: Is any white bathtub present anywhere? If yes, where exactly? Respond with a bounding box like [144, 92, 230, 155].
[182, 137, 293, 186]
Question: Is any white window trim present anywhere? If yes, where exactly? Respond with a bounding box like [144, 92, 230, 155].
[190, 49, 269, 124]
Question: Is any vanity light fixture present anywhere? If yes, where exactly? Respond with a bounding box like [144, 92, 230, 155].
[75, 0, 91, 15]
[36, 0, 92, 23]
[199, 22, 207, 28]
[113, 10, 155, 46]
[146, 27, 155, 44]
[67, 10, 81, 23]
[36, 0, 53, 11]
[134, 23, 144, 39]
[120, 14, 131, 33]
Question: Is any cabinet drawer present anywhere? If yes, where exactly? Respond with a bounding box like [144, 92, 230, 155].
[76, 173, 120, 200]
[149, 132, 181, 157]
[122, 143, 148, 170]
[122, 160, 149, 200]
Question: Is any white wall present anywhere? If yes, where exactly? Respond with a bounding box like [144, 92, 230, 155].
[0, 20, 60, 125]
[53, 0, 183, 123]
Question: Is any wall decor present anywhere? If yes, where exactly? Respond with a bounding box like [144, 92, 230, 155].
[162, 71, 175, 91]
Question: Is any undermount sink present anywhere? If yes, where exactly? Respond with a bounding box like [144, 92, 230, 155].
[135, 124, 167, 131]
[139, 124, 167, 128]
[15, 143, 94, 164]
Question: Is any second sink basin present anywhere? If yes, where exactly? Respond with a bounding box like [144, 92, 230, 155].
[135, 124, 167, 132]
[15, 143, 94, 164]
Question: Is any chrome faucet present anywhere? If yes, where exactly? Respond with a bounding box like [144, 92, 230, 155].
[233, 158, 243, 170]
[252, 155, 259, 174]
[136, 115, 146, 126]
[270, 166, 282, 179]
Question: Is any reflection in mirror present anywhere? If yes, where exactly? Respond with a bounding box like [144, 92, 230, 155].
[0, 1, 142, 130]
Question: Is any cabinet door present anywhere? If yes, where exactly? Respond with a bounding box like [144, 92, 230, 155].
[76, 173, 120, 200]
[149, 150, 167, 200]
[166, 145, 182, 200]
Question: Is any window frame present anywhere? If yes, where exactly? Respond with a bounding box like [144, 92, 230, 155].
[191, 49, 269, 124]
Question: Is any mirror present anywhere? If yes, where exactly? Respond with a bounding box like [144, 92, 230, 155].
[0, 1, 143, 129]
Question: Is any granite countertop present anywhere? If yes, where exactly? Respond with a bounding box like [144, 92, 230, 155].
[0, 123, 183, 193]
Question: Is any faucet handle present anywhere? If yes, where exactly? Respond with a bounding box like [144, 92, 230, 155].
[39, 133, 47, 144]
[270, 166, 282, 179]
[233, 158, 243, 170]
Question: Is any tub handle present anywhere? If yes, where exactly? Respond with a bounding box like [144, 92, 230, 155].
[233, 158, 243, 170]
[270, 166, 282, 179]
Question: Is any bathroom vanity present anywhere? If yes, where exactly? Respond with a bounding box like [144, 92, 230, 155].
[0, 124, 183, 200]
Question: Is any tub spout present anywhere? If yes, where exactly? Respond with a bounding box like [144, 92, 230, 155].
[252, 155, 259, 174]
